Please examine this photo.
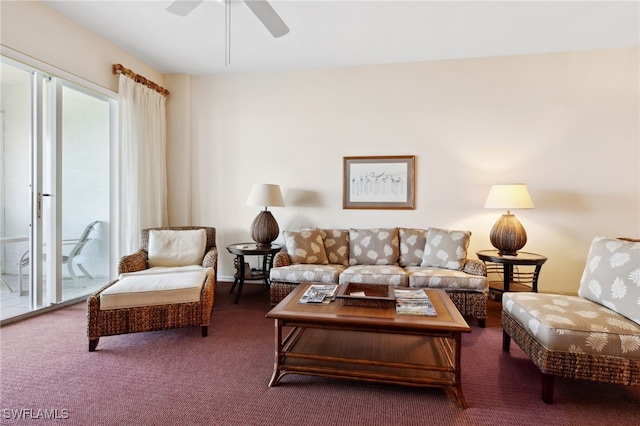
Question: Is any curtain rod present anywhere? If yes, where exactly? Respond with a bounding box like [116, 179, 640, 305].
[112, 64, 169, 96]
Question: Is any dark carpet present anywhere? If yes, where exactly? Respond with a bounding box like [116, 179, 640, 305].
[1, 283, 638, 425]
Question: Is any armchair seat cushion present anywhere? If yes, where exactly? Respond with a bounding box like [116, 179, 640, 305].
[406, 266, 488, 292]
[503, 292, 640, 359]
[119, 264, 207, 279]
[339, 265, 408, 286]
[269, 264, 346, 284]
[100, 268, 211, 310]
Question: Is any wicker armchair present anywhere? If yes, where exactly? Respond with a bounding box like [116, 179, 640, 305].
[87, 226, 217, 351]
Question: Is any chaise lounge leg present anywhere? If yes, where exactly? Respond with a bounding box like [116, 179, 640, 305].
[541, 373, 554, 404]
[89, 338, 99, 352]
[477, 318, 486, 328]
[502, 330, 511, 351]
[201, 326, 208, 337]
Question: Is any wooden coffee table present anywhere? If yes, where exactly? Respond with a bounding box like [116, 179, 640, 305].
[265, 284, 471, 408]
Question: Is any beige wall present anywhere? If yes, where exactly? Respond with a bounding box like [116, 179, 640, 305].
[0, 1, 163, 93]
[191, 49, 639, 293]
[3, 1, 638, 295]
[164, 73, 193, 225]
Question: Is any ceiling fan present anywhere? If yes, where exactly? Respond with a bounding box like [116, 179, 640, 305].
[166, 0, 290, 38]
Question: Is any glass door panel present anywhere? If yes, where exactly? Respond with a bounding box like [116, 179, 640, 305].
[60, 84, 110, 300]
[0, 61, 31, 316]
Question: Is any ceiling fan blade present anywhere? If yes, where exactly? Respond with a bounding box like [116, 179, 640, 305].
[243, 0, 290, 38]
[166, 0, 204, 17]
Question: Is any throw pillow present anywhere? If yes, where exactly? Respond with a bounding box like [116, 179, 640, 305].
[349, 228, 399, 266]
[148, 229, 207, 267]
[421, 227, 471, 271]
[578, 236, 640, 325]
[284, 229, 329, 265]
[398, 228, 428, 267]
[319, 229, 350, 266]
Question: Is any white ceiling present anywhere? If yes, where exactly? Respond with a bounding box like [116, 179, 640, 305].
[43, 1, 640, 75]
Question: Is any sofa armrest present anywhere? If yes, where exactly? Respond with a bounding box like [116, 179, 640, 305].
[463, 259, 486, 276]
[273, 252, 291, 267]
[118, 250, 148, 274]
[202, 247, 218, 272]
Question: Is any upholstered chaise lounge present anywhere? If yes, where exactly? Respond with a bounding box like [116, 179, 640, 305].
[502, 236, 640, 403]
[87, 226, 217, 351]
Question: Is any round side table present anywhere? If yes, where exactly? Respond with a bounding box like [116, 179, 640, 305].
[226, 243, 282, 304]
[476, 250, 547, 299]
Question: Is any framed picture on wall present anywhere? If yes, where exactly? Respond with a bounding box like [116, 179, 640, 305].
[343, 155, 416, 209]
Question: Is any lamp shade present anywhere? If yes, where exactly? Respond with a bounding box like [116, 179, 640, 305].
[484, 184, 534, 211]
[484, 184, 534, 256]
[246, 184, 284, 208]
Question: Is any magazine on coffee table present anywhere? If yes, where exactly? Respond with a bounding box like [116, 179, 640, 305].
[298, 284, 339, 304]
[394, 289, 437, 316]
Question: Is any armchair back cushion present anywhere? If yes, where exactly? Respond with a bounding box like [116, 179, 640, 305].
[421, 227, 471, 271]
[578, 236, 640, 325]
[148, 229, 207, 267]
[349, 228, 399, 266]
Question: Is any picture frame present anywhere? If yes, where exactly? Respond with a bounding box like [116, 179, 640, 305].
[343, 155, 415, 209]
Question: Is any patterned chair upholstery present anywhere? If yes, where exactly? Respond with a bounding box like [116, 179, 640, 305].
[502, 236, 640, 403]
[87, 226, 217, 351]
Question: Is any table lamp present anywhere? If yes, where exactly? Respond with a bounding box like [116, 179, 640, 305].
[246, 183, 284, 248]
[484, 184, 534, 256]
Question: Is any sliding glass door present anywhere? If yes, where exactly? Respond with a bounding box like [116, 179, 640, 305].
[0, 57, 115, 320]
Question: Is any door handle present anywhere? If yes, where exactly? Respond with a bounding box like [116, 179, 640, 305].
[37, 193, 51, 219]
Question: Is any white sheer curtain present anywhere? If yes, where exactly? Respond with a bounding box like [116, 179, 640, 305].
[118, 74, 168, 255]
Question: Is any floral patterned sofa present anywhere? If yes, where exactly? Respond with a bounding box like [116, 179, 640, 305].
[502, 236, 640, 403]
[269, 227, 488, 326]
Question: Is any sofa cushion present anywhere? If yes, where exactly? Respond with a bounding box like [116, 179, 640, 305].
[100, 268, 210, 310]
[339, 265, 408, 286]
[421, 227, 471, 271]
[578, 237, 640, 325]
[284, 229, 329, 265]
[269, 264, 345, 284]
[148, 229, 207, 267]
[503, 292, 640, 360]
[319, 229, 350, 266]
[349, 228, 399, 266]
[406, 266, 488, 292]
[399, 228, 428, 267]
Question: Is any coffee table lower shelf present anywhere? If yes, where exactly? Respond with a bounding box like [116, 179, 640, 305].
[269, 326, 466, 407]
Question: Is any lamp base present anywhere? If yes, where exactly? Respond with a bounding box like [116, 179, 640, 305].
[489, 213, 527, 256]
[250, 210, 279, 248]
